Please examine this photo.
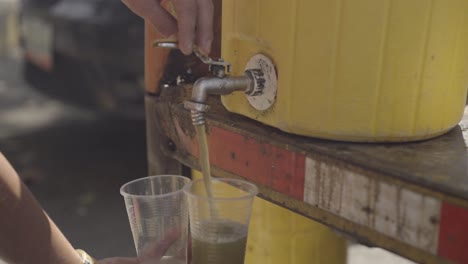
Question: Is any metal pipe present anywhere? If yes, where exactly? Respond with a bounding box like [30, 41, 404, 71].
[191, 75, 252, 103]
[184, 72, 256, 126]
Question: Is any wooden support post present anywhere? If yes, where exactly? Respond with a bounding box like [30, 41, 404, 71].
[144, 21, 182, 175]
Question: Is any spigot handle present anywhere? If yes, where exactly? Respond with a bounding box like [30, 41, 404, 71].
[153, 40, 179, 49]
[153, 40, 231, 74]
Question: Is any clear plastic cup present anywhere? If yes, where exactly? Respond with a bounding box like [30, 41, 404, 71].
[184, 178, 258, 264]
[120, 175, 190, 264]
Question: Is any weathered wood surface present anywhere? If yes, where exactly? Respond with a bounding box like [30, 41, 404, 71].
[146, 85, 468, 263]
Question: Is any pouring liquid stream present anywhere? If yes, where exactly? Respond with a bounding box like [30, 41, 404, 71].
[196, 125, 218, 218]
[193, 125, 249, 264]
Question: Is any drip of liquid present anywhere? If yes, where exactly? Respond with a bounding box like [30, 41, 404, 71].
[196, 125, 213, 197]
[195, 125, 217, 218]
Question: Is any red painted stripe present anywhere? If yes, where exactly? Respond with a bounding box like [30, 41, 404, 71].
[190, 126, 306, 200]
[438, 202, 468, 264]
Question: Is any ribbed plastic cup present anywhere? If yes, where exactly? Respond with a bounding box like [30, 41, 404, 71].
[184, 178, 258, 264]
[120, 175, 190, 264]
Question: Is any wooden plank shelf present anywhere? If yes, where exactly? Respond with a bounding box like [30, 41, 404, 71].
[146, 86, 468, 264]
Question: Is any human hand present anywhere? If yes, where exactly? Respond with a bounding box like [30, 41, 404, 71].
[121, 0, 214, 55]
[98, 228, 184, 264]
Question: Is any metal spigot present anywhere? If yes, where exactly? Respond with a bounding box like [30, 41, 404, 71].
[183, 75, 257, 126]
[154, 40, 268, 126]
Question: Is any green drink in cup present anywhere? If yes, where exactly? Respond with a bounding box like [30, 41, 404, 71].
[184, 178, 258, 264]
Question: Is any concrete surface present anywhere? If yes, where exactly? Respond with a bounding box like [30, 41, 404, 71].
[348, 245, 414, 264]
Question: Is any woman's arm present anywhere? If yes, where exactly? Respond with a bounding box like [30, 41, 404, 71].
[0, 152, 81, 264]
[0, 152, 179, 264]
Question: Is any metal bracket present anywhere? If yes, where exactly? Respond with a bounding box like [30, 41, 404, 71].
[153, 40, 231, 75]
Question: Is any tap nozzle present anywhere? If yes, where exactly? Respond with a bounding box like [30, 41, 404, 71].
[183, 101, 210, 126]
[184, 69, 266, 127]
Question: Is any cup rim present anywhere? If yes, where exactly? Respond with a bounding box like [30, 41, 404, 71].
[120, 175, 191, 199]
[183, 178, 258, 201]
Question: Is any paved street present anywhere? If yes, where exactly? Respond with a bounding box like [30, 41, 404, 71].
[0, 55, 147, 260]
[1, 0, 147, 259]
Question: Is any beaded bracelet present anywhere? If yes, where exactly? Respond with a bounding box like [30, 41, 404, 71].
[76, 249, 96, 264]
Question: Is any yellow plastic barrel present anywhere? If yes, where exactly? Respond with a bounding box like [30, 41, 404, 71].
[221, 0, 468, 142]
[192, 171, 347, 264]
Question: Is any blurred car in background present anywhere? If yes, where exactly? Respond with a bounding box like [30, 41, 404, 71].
[20, 0, 145, 117]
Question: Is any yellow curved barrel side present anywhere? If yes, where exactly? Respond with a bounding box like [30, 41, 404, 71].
[192, 171, 347, 264]
[221, 0, 468, 142]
